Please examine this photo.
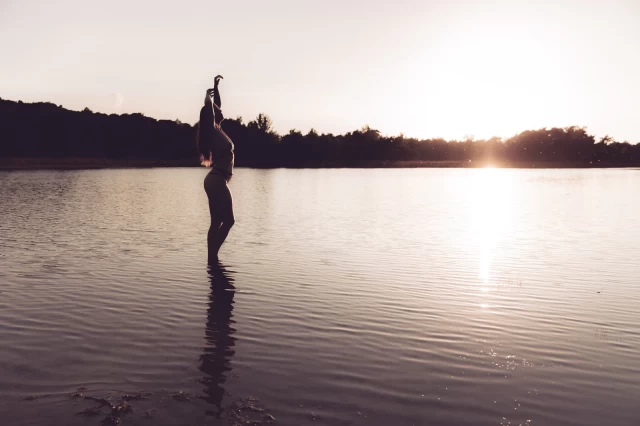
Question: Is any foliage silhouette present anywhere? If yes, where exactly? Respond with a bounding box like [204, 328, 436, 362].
[1, 98, 638, 167]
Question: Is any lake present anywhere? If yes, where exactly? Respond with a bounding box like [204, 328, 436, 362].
[1, 168, 639, 426]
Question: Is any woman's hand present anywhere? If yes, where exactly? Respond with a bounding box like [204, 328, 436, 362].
[214, 75, 223, 86]
[205, 89, 214, 105]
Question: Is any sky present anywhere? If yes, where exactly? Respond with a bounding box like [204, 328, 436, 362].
[1, 0, 639, 141]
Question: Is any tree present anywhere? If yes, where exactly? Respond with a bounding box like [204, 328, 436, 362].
[248, 113, 274, 134]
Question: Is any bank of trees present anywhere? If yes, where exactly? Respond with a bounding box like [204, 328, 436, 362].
[1, 98, 638, 166]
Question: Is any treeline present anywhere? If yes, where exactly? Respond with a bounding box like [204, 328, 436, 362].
[1, 98, 639, 167]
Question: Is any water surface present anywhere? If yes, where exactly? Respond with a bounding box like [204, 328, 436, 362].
[1, 168, 639, 425]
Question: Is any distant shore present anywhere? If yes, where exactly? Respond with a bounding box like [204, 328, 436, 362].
[0, 158, 195, 170]
[1, 157, 639, 170]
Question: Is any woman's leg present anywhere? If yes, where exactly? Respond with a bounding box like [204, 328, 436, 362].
[207, 200, 223, 262]
[207, 178, 234, 259]
[210, 182, 235, 256]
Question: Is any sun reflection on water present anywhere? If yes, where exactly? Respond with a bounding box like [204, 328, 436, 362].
[469, 168, 515, 297]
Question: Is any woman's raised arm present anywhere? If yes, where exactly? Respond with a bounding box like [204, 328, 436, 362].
[213, 75, 223, 109]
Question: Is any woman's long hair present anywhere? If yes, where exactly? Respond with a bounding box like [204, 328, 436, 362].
[197, 104, 215, 166]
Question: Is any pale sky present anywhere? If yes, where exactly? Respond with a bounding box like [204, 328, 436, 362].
[1, 0, 639, 141]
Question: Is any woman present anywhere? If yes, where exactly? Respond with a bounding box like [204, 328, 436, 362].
[197, 75, 235, 260]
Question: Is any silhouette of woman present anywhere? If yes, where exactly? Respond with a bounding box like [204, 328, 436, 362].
[197, 75, 235, 261]
[198, 260, 236, 417]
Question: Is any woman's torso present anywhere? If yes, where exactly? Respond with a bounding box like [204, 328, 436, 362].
[209, 126, 234, 180]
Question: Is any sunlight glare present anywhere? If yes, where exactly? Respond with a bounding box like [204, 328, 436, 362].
[469, 168, 514, 289]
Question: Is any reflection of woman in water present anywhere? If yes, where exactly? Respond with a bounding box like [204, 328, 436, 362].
[197, 75, 235, 261]
[199, 260, 236, 416]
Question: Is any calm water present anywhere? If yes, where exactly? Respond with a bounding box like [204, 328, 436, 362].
[1, 168, 639, 426]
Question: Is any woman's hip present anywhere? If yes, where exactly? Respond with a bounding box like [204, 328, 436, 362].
[204, 172, 230, 198]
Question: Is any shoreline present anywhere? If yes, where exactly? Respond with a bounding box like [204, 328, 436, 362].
[1, 157, 639, 170]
